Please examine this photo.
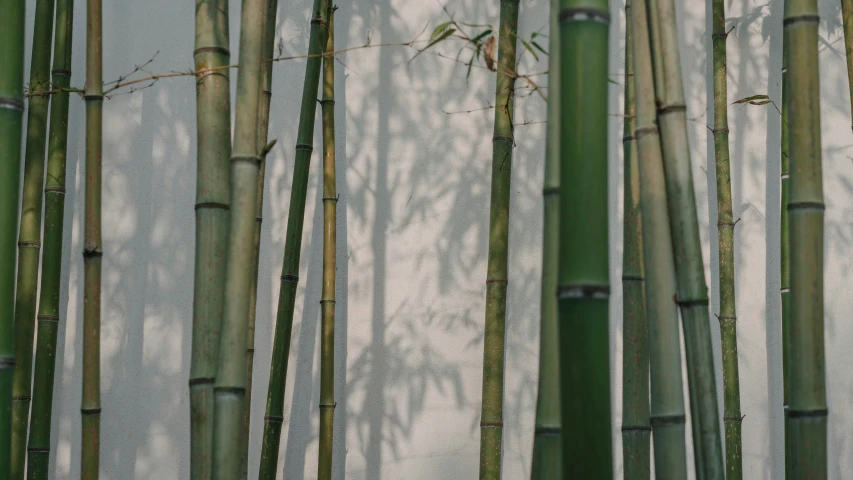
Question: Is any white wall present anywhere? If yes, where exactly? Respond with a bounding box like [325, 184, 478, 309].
[17, 0, 853, 478]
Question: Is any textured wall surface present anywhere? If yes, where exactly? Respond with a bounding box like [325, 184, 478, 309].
[16, 0, 853, 478]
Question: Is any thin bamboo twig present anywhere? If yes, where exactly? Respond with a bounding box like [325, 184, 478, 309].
[11, 0, 56, 476]
[258, 1, 329, 477]
[26, 0, 74, 476]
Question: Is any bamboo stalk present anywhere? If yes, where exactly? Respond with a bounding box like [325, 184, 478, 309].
[780, 16, 791, 474]
[557, 0, 611, 476]
[0, 1, 26, 477]
[26, 0, 73, 477]
[621, 3, 650, 478]
[784, 0, 826, 475]
[258, 1, 329, 477]
[81, 0, 103, 476]
[317, 6, 338, 480]
[242, 10, 272, 480]
[530, 0, 561, 477]
[630, 0, 688, 477]
[842, 0, 853, 135]
[189, 0, 231, 476]
[239, 0, 277, 476]
[11, 1, 56, 475]
[710, 0, 743, 477]
[647, 0, 724, 477]
[478, 2, 518, 479]
[211, 0, 266, 476]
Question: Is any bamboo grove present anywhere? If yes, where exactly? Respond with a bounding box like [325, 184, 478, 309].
[0, 0, 847, 477]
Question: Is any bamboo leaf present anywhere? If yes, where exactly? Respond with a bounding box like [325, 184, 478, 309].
[462, 21, 493, 28]
[471, 29, 493, 45]
[532, 40, 548, 55]
[430, 21, 453, 41]
[515, 34, 540, 61]
[732, 94, 769, 105]
[484, 35, 496, 71]
[411, 28, 456, 61]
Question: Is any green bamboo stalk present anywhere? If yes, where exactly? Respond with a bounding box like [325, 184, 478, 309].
[0, 1, 26, 477]
[621, 3, 650, 478]
[258, 1, 329, 477]
[557, 0, 611, 476]
[81, 0, 103, 476]
[784, 0, 826, 475]
[189, 0, 231, 476]
[630, 0, 688, 477]
[211, 0, 266, 476]
[780, 16, 791, 475]
[317, 6, 337, 480]
[478, 2, 518, 478]
[239, 0, 277, 476]
[26, 0, 73, 477]
[841, 0, 853, 135]
[11, 0, 56, 475]
[530, 0, 561, 477]
[711, 0, 743, 477]
[648, 0, 724, 477]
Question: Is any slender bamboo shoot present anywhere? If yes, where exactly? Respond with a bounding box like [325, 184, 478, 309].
[258, 1, 329, 477]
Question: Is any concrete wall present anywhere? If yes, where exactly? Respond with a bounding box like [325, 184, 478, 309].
[17, 0, 853, 478]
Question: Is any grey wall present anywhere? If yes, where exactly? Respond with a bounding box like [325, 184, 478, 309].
[17, 0, 853, 478]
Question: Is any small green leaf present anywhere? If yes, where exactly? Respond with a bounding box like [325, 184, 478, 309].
[531, 41, 548, 55]
[516, 35, 539, 61]
[471, 29, 492, 44]
[608, 77, 619, 85]
[748, 99, 772, 105]
[430, 21, 453, 41]
[732, 94, 770, 105]
[462, 22, 492, 28]
[411, 28, 457, 61]
[466, 54, 475, 80]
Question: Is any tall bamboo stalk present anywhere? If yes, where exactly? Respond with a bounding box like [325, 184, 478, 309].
[530, 0, 561, 477]
[0, 1, 26, 477]
[630, 0, 688, 477]
[211, 0, 266, 476]
[780, 17, 791, 475]
[621, 3, 650, 478]
[648, 0, 724, 477]
[842, 0, 853, 135]
[478, 2, 518, 479]
[238, 0, 277, 476]
[11, 0, 56, 475]
[258, 1, 329, 477]
[711, 0, 743, 476]
[189, 0, 231, 476]
[557, 0, 611, 476]
[26, 0, 73, 477]
[317, 6, 337, 480]
[81, 0, 103, 476]
[784, 0, 826, 475]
